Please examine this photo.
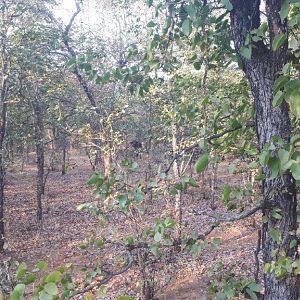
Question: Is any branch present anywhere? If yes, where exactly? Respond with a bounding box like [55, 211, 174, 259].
[71, 250, 133, 297]
[68, 223, 217, 295]
[162, 120, 255, 177]
[192, 201, 263, 223]
[127, 224, 216, 251]
[61, 1, 102, 119]
[207, 121, 254, 145]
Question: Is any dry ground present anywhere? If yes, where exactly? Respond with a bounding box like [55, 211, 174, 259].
[0, 151, 259, 299]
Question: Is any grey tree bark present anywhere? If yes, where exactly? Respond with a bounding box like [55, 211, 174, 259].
[230, 1, 298, 299]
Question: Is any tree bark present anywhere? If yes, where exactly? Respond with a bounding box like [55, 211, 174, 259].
[0, 2, 9, 251]
[230, 1, 298, 299]
[0, 59, 8, 251]
[32, 100, 44, 223]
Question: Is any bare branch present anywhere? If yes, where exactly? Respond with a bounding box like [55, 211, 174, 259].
[61, 2, 102, 119]
[72, 250, 133, 297]
[192, 201, 263, 223]
[162, 120, 255, 177]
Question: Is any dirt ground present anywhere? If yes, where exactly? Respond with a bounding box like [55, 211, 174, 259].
[0, 151, 259, 299]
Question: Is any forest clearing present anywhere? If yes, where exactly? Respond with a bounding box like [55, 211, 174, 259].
[0, 0, 299, 299]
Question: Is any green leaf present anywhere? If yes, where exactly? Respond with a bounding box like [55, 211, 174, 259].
[87, 173, 103, 186]
[195, 154, 209, 173]
[278, 149, 289, 167]
[150, 244, 159, 256]
[264, 262, 271, 273]
[224, 286, 235, 298]
[147, 0, 153, 7]
[118, 194, 129, 211]
[66, 57, 76, 68]
[39, 290, 52, 300]
[272, 33, 287, 51]
[9, 284, 26, 300]
[291, 163, 300, 180]
[44, 282, 58, 296]
[269, 228, 282, 243]
[16, 262, 27, 280]
[246, 288, 259, 300]
[272, 90, 284, 107]
[148, 59, 160, 70]
[45, 271, 62, 283]
[291, 134, 300, 145]
[147, 21, 156, 28]
[279, 0, 289, 22]
[186, 5, 196, 19]
[182, 19, 192, 36]
[247, 282, 262, 293]
[23, 273, 37, 284]
[259, 150, 270, 166]
[193, 61, 202, 70]
[117, 296, 133, 300]
[273, 76, 289, 92]
[290, 239, 297, 249]
[220, 0, 233, 11]
[268, 157, 280, 179]
[240, 46, 252, 59]
[36, 260, 48, 271]
[287, 89, 300, 117]
[193, 32, 201, 46]
[154, 231, 162, 242]
[272, 208, 282, 220]
[222, 185, 231, 203]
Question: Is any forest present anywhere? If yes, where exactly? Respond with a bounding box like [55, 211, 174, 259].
[0, 0, 299, 299]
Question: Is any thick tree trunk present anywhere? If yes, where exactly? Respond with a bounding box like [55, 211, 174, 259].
[230, 1, 298, 299]
[249, 56, 298, 300]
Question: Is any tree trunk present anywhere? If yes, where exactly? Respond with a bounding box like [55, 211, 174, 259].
[62, 145, 66, 175]
[168, 76, 182, 240]
[32, 100, 44, 223]
[60, 131, 67, 175]
[230, 1, 298, 299]
[172, 122, 182, 239]
[0, 7, 9, 250]
[249, 56, 298, 300]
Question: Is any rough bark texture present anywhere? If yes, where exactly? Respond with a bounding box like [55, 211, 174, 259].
[230, 1, 298, 299]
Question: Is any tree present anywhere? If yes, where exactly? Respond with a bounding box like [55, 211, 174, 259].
[0, 0, 10, 250]
[229, 1, 298, 299]
[144, 0, 299, 299]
